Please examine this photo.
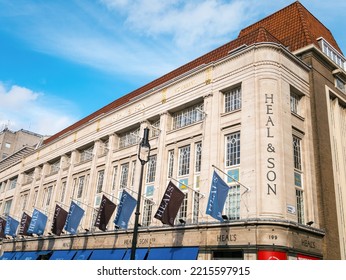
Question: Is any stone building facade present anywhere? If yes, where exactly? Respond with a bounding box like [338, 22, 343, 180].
[0, 1, 345, 260]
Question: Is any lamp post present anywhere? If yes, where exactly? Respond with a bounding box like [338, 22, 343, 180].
[130, 127, 150, 260]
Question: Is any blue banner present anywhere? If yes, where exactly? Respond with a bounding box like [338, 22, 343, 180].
[27, 209, 48, 235]
[64, 201, 85, 234]
[4, 216, 19, 237]
[206, 171, 230, 222]
[114, 190, 136, 229]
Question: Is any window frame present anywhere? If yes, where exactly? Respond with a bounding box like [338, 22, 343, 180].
[224, 85, 242, 113]
[96, 169, 105, 194]
[178, 145, 191, 176]
[225, 131, 241, 167]
[172, 103, 204, 130]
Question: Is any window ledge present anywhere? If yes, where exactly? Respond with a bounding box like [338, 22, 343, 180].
[291, 112, 305, 121]
[169, 120, 203, 134]
[221, 108, 241, 117]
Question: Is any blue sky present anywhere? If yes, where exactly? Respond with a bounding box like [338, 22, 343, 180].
[0, 0, 345, 135]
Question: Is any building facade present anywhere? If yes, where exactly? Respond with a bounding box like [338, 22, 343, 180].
[0, 1, 345, 260]
[0, 128, 43, 160]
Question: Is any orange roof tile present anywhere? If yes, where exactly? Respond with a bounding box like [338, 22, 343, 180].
[239, 1, 342, 54]
[43, 1, 340, 145]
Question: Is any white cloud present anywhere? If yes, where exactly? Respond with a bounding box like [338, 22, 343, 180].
[0, 82, 78, 136]
[101, 0, 254, 49]
[0, 1, 260, 79]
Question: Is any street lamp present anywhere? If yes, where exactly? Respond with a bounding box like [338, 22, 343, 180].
[130, 127, 151, 260]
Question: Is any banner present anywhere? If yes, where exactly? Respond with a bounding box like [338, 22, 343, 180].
[51, 204, 68, 236]
[154, 181, 185, 226]
[18, 212, 32, 236]
[114, 190, 136, 229]
[64, 201, 84, 234]
[94, 195, 116, 231]
[27, 209, 48, 235]
[0, 217, 6, 238]
[4, 216, 19, 237]
[206, 171, 230, 222]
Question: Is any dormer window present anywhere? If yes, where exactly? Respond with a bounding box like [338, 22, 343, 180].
[318, 37, 346, 71]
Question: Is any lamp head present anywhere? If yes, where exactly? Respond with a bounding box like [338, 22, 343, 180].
[138, 128, 151, 164]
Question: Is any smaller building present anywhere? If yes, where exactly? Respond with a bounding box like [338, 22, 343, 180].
[0, 127, 43, 160]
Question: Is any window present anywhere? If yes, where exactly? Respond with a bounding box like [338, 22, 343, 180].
[130, 161, 137, 188]
[167, 150, 174, 178]
[293, 136, 302, 171]
[225, 86, 241, 113]
[224, 185, 241, 220]
[96, 170, 105, 193]
[172, 103, 204, 129]
[80, 146, 94, 163]
[195, 142, 202, 173]
[3, 199, 12, 216]
[112, 166, 118, 190]
[320, 38, 345, 70]
[32, 189, 38, 207]
[226, 132, 240, 167]
[192, 192, 200, 224]
[120, 163, 129, 189]
[71, 178, 77, 198]
[43, 186, 53, 207]
[290, 92, 301, 114]
[142, 200, 153, 227]
[296, 189, 304, 224]
[146, 155, 157, 183]
[193, 142, 202, 224]
[177, 193, 188, 223]
[119, 128, 140, 148]
[8, 177, 18, 190]
[336, 77, 346, 92]
[293, 134, 304, 224]
[20, 193, 28, 211]
[178, 145, 191, 176]
[60, 182, 67, 203]
[77, 176, 85, 198]
[90, 208, 98, 230]
[5, 142, 11, 149]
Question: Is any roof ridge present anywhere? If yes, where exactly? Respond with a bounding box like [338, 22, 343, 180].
[238, 1, 299, 37]
[296, 1, 313, 45]
[253, 27, 283, 45]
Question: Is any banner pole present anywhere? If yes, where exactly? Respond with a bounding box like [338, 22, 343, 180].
[54, 201, 70, 209]
[124, 187, 156, 205]
[212, 164, 250, 192]
[100, 191, 121, 202]
[169, 176, 205, 198]
[70, 198, 98, 211]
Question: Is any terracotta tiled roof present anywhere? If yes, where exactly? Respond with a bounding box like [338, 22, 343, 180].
[43, 1, 340, 145]
[239, 1, 342, 54]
